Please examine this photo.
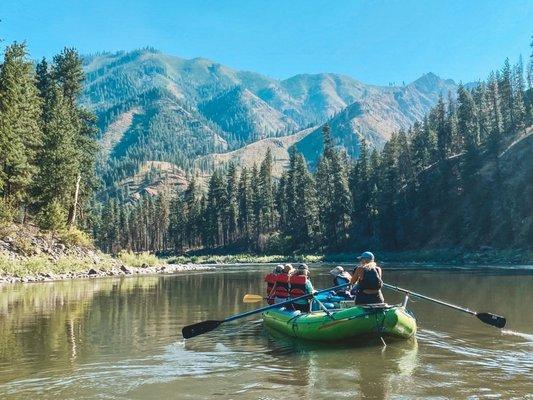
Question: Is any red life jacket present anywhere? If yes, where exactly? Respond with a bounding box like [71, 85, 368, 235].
[265, 273, 277, 294]
[275, 274, 290, 298]
[289, 275, 307, 298]
[265, 273, 277, 304]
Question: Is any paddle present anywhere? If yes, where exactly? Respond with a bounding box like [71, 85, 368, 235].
[182, 283, 349, 339]
[243, 294, 264, 303]
[383, 283, 506, 329]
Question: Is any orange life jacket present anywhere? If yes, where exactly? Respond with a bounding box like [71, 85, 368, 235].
[275, 274, 290, 298]
[289, 275, 307, 298]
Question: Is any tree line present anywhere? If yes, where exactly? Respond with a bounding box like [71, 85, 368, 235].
[1, 40, 530, 253]
[95, 50, 532, 254]
[0, 43, 97, 230]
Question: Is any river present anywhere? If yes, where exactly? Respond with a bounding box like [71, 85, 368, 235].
[0, 263, 532, 399]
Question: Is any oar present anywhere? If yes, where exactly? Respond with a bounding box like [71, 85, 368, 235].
[244, 292, 333, 317]
[182, 283, 349, 339]
[383, 283, 506, 329]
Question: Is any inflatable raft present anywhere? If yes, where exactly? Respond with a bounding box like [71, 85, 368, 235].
[262, 303, 416, 341]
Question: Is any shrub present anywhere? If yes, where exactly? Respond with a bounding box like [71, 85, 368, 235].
[118, 250, 160, 268]
[0, 198, 13, 226]
[59, 228, 93, 248]
[37, 201, 66, 231]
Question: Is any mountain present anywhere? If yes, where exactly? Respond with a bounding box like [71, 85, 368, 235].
[197, 127, 315, 178]
[295, 73, 458, 166]
[199, 86, 299, 145]
[81, 49, 459, 193]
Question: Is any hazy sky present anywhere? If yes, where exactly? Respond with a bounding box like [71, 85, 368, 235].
[1, 0, 531, 85]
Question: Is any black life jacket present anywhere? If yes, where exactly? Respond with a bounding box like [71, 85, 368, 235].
[275, 274, 290, 298]
[289, 275, 307, 298]
[359, 267, 383, 291]
[265, 273, 277, 304]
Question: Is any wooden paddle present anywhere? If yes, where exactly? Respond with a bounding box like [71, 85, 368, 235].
[182, 283, 349, 339]
[383, 283, 506, 328]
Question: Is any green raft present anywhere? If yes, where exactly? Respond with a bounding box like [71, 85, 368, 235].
[262, 303, 416, 341]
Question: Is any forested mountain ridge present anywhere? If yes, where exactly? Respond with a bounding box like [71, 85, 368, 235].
[295, 73, 458, 166]
[1, 41, 531, 257]
[81, 49, 459, 195]
[94, 50, 533, 254]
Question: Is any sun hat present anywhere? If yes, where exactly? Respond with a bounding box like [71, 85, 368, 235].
[298, 263, 309, 270]
[329, 266, 344, 276]
[357, 251, 375, 261]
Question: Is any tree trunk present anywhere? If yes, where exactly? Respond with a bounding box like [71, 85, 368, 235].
[68, 174, 82, 227]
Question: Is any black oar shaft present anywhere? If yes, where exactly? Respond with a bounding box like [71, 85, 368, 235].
[383, 283, 476, 316]
[224, 283, 348, 323]
[183, 283, 350, 338]
[383, 282, 506, 328]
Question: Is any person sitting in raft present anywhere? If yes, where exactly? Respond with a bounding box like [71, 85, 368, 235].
[265, 265, 284, 304]
[274, 264, 294, 304]
[289, 264, 315, 313]
[350, 251, 384, 305]
[329, 266, 353, 299]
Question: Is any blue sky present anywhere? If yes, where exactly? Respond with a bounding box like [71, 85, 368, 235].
[0, 0, 531, 85]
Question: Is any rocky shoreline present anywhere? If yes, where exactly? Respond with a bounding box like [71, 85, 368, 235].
[0, 223, 216, 285]
[0, 263, 216, 285]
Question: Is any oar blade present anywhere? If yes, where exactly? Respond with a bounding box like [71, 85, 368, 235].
[182, 320, 223, 339]
[476, 312, 506, 328]
[243, 294, 264, 303]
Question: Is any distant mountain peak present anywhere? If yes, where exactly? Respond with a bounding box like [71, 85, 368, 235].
[411, 72, 456, 93]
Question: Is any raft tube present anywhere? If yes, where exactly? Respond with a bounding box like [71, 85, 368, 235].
[262, 304, 416, 341]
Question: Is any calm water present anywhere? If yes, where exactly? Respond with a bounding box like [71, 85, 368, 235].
[0, 264, 532, 399]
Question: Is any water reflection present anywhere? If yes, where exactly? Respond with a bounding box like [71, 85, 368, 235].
[0, 264, 532, 399]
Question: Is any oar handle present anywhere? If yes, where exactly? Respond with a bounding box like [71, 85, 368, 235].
[383, 283, 475, 316]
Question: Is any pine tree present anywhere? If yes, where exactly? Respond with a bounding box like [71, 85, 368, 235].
[434, 96, 450, 160]
[512, 57, 527, 133]
[237, 168, 253, 244]
[258, 149, 275, 231]
[315, 125, 351, 248]
[34, 88, 79, 226]
[53, 48, 97, 227]
[205, 171, 226, 247]
[224, 163, 239, 243]
[0, 43, 42, 214]
[184, 177, 201, 248]
[486, 73, 503, 154]
[52, 48, 84, 104]
[457, 84, 481, 178]
[498, 59, 515, 134]
[292, 152, 319, 247]
[168, 194, 185, 252]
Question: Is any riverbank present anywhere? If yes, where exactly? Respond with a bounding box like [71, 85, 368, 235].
[2, 224, 530, 285]
[0, 224, 214, 284]
[169, 248, 532, 266]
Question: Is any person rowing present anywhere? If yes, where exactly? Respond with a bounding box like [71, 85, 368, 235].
[350, 251, 384, 304]
[329, 266, 353, 299]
